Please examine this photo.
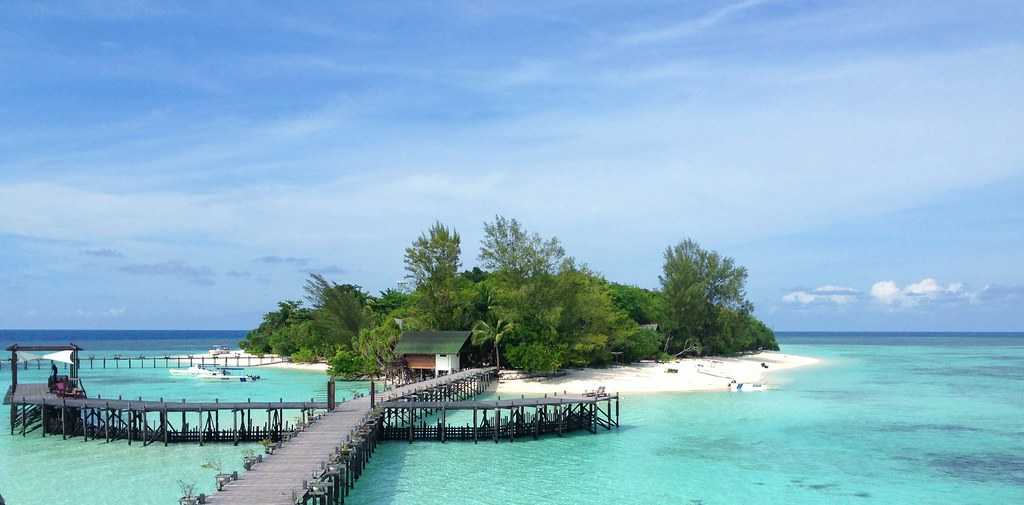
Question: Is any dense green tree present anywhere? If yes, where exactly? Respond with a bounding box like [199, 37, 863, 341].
[660, 239, 775, 355]
[608, 282, 665, 325]
[551, 260, 634, 367]
[352, 319, 402, 370]
[470, 319, 514, 369]
[505, 341, 562, 372]
[304, 274, 369, 354]
[240, 300, 313, 355]
[327, 349, 376, 378]
[479, 215, 564, 285]
[242, 222, 777, 376]
[368, 288, 411, 321]
[404, 221, 463, 329]
[610, 327, 663, 362]
[460, 267, 489, 283]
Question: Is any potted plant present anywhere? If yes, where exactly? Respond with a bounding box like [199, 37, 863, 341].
[202, 459, 234, 491]
[259, 438, 277, 455]
[177, 481, 198, 505]
[242, 448, 262, 470]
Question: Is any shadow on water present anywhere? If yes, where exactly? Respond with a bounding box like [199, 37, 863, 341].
[927, 452, 1024, 486]
[876, 422, 985, 434]
[907, 365, 1024, 380]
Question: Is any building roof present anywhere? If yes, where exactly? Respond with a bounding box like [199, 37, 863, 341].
[394, 331, 471, 355]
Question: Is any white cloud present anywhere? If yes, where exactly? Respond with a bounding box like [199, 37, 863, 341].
[782, 285, 859, 305]
[870, 281, 902, 305]
[870, 278, 969, 306]
[785, 279, 1015, 311]
[73, 307, 127, 318]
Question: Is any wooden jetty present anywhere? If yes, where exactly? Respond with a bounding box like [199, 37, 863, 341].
[379, 393, 620, 443]
[6, 384, 331, 445]
[5, 343, 622, 505]
[5, 344, 333, 444]
[205, 367, 498, 505]
[2, 353, 289, 371]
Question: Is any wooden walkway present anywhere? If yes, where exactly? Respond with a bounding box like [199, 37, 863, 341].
[1, 354, 290, 371]
[5, 381, 332, 444]
[5, 384, 328, 411]
[205, 368, 496, 505]
[379, 392, 619, 443]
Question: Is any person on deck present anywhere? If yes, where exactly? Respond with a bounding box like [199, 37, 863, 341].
[48, 362, 59, 391]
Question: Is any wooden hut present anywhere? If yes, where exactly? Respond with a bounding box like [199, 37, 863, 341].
[394, 331, 471, 377]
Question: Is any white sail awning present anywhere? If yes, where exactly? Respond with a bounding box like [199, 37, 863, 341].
[16, 351, 42, 362]
[42, 350, 75, 365]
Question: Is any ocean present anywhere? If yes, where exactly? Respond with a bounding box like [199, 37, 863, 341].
[1, 330, 1022, 504]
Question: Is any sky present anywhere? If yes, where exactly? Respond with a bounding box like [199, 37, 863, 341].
[1, 0, 1022, 331]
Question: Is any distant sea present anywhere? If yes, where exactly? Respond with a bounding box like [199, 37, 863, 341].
[1, 330, 1022, 504]
[0, 329, 247, 353]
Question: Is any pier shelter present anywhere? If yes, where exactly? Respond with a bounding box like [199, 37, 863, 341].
[394, 330, 471, 377]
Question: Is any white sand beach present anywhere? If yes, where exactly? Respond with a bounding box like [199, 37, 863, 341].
[496, 352, 820, 395]
[174, 349, 817, 386]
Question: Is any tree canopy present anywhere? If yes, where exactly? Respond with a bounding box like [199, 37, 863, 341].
[240, 217, 778, 375]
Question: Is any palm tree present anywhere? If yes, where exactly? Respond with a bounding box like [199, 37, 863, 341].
[471, 319, 513, 370]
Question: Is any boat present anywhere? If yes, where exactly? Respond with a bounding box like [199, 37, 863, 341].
[728, 380, 765, 392]
[169, 365, 260, 382]
[209, 345, 232, 356]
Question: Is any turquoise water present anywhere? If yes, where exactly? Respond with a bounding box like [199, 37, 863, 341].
[0, 331, 367, 504]
[2, 332, 1023, 504]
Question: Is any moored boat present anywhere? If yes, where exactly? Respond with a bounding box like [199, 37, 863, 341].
[209, 345, 232, 356]
[169, 365, 260, 382]
[728, 380, 765, 392]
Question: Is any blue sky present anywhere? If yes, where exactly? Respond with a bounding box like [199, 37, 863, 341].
[1, 0, 1022, 331]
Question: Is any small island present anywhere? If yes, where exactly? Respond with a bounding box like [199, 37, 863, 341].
[239, 215, 810, 391]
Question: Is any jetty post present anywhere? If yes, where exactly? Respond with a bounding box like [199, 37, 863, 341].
[9, 348, 16, 435]
[327, 378, 336, 411]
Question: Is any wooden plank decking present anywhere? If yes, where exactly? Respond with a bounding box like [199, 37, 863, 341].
[3, 384, 52, 405]
[205, 368, 496, 505]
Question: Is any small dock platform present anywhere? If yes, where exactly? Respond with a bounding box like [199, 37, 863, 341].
[6, 381, 331, 444]
[378, 392, 620, 442]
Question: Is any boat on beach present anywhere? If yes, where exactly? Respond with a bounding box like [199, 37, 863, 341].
[728, 380, 765, 392]
[209, 345, 232, 356]
[169, 365, 261, 382]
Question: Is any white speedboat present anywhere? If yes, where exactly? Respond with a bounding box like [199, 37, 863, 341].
[728, 380, 765, 392]
[170, 366, 260, 382]
[209, 345, 232, 356]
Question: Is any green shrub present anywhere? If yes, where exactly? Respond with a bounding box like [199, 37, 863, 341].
[327, 349, 376, 378]
[505, 342, 562, 372]
[290, 348, 318, 363]
[611, 328, 663, 362]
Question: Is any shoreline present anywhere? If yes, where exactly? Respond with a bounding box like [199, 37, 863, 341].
[175, 349, 819, 387]
[170, 349, 331, 372]
[495, 351, 821, 395]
